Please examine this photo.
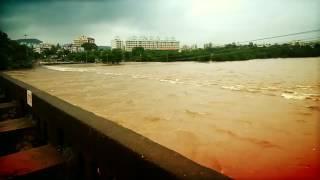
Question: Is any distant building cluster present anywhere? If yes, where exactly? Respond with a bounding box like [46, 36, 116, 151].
[52, 35, 96, 53]
[204, 43, 213, 49]
[111, 36, 180, 51]
[34, 43, 53, 54]
[289, 40, 316, 46]
[203, 42, 226, 48]
[19, 34, 319, 55]
[181, 44, 198, 51]
[71, 35, 95, 52]
[17, 35, 96, 54]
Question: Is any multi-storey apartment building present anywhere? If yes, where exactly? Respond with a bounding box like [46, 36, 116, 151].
[62, 43, 73, 51]
[121, 36, 179, 51]
[72, 35, 95, 52]
[111, 37, 124, 49]
[34, 43, 53, 54]
[73, 35, 95, 47]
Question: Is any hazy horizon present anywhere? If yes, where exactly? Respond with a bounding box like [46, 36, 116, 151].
[1, 0, 319, 47]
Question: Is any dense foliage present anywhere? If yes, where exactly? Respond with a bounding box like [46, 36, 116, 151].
[16, 38, 42, 44]
[81, 42, 98, 51]
[0, 31, 36, 70]
[126, 43, 320, 62]
[44, 42, 320, 64]
[64, 48, 122, 64]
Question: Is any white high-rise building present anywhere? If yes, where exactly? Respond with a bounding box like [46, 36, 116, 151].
[112, 36, 179, 51]
[72, 35, 95, 52]
[73, 35, 95, 47]
[125, 36, 179, 51]
[111, 37, 124, 49]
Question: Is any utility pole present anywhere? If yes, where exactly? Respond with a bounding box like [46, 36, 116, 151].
[166, 51, 168, 62]
[85, 51, 87, 63]
[24, 34, 28, 59]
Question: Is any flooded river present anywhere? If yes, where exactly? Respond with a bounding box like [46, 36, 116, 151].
[5, 57, 320, 179]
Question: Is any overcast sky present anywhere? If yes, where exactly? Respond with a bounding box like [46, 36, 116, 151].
[0, 0, 319, 46]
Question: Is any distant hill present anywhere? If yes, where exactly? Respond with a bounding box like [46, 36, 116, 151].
[98, 46, 111, 50]
[15, 38, 42, 44]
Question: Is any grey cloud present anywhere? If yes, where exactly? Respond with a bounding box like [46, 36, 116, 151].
[1, 0, 319, 46]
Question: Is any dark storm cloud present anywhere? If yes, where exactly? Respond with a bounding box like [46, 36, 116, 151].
[1, 0, 319, 46]
[0, 0, 164, 44]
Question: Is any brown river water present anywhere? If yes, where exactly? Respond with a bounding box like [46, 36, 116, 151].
[5, 57, 320, 179]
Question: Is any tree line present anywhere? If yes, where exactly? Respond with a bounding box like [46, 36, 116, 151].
[44, 42, 320, 64]
[41, 42, 123, 64]
[127, 43, 320, 62]
[1, 29, 319, 70]
[0, 31, 37, 70]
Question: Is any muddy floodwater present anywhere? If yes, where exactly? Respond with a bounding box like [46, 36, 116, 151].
[5, 57, 320, 179]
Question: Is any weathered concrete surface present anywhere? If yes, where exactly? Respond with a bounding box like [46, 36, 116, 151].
[0, 94, 6, 103]
[0, 102, 16, 109]
[0, 117, 34, 133]
[0, 73, 231, 179]
[0, 101, 17, 115]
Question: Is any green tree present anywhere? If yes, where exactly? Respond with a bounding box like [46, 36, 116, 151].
[132, 47, 144, 56]
[100, 50, 111, 64]
[81, 43, 98, 51]
[86, 51, 96, 63]
[109, 48, 122, 64]
[0, 31, 33, 70]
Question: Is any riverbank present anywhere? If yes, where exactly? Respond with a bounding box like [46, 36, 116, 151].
[40, 42, 320, 64]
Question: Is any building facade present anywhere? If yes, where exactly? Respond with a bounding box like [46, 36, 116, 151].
[62, 43, 73, 51]
[111, 37, 124, 49]
[204, 43, 213, 49]
[73, 35, 95, 46]
[72, 35, 95, 52]
[181, 44, 198, 51]
[114, 36, 179, 51]
[34, 43, 53, 54]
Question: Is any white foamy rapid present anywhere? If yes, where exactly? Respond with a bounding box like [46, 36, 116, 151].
[44, 66, 91, 72]
[44, 59, 320, 102]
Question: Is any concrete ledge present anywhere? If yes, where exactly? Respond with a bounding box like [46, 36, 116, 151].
[0, 117, 34, 134]
[0, 73, 231, 179]
[0, 101, 17, 115]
